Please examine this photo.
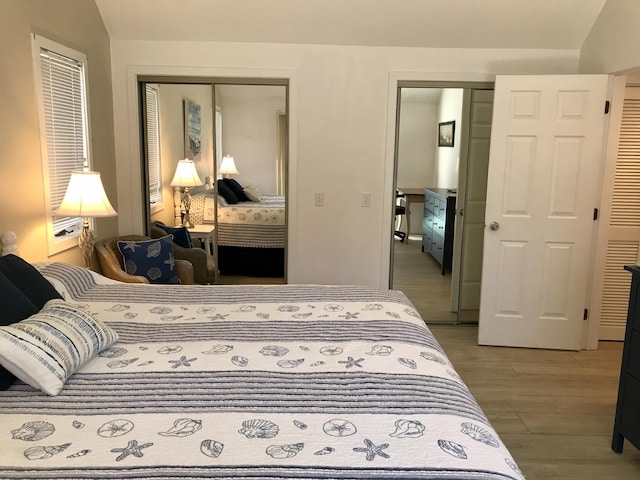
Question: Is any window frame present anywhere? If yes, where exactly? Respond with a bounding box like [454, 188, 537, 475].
[145, 83, 164, 214]
[32, 34, 93, 255]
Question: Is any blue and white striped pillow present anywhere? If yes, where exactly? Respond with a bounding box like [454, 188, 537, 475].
[0, 299, 119, 396]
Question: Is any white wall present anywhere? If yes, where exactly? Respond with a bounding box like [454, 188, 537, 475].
[0, 0, 118, 267]
[109, 40, 581, 287]
[435, 89, 464, 188]
[217, 85, 286, 194]
[580, 0, 640, 73]
[396, 89, 440, 234]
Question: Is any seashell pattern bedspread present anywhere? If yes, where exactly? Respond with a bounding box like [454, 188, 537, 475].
[0, 263, 523, 480]
[191, 194, 286, 248]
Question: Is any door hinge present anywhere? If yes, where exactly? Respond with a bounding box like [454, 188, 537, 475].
[593, 208, 599, 220]
[583, 309, 589, 321]
[605, 101, 610, 114]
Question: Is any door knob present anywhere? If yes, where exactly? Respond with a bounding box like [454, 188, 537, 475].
[489, 221, 500, 231]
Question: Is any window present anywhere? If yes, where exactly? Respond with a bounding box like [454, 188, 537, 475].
[32, 34, 91, 255]
[145, 84, 163, 212]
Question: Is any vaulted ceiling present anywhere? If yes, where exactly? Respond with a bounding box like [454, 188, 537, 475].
[95, 0, 607, 50]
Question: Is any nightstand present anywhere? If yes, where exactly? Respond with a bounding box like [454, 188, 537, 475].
[188, 224, 215, 256]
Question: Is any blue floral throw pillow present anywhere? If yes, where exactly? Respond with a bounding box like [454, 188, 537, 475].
[117, 235, 180, 284]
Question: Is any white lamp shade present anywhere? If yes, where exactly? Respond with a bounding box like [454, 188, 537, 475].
[56, 170, 117, 217]
[219, 155, 239, 176]
[170, 159, 204, 187]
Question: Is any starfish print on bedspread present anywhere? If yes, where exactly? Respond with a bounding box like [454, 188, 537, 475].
[339, 312, 360, 320]
[207, 314, 229, 320]
[338, 356, 364, 368]
[169, 356, 197, 368]
[111, 440, 153, 462]
[353, 438, 390, 461]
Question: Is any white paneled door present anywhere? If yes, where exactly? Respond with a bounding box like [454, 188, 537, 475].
[479, 75, 610, 350]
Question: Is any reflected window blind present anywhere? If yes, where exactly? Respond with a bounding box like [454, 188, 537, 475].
[145, 85, 162, 206]
[40, 48, 87, 234]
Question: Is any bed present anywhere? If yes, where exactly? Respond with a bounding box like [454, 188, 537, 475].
[191, 190, 285, 277]
[0, 251, 522, 479]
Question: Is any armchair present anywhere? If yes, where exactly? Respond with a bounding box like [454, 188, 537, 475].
[150, 223, 217, 284]
[95, 235, 194, 284]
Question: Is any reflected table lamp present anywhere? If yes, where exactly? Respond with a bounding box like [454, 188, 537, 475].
[170, 159, 203, 228]
[56, 167, 117, 268]
[219, 155, 239, 178]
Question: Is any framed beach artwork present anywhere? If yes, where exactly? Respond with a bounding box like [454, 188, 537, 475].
[438, 120, 455, 147]
[184, 99, 202, 161]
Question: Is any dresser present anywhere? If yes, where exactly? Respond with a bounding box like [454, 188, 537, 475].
[422, 188, 456, 275]
[612, 265, 640, 453]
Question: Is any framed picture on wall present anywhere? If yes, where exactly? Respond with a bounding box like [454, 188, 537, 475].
[184, 99, 202, 161]
[438, 121, 455, 147]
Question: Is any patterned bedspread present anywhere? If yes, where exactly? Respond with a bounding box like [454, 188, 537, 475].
[190, 194, 285, 248]
[0, 263, 523, 480]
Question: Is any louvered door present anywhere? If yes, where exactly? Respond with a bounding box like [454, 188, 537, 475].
[599, 85, 640, 340]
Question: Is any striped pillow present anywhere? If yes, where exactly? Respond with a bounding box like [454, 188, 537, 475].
[0, 299, 119, 396]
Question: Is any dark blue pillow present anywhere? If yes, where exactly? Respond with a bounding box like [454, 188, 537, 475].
[0, 254, 63, 309]
[0, 270, 40, 390]
[223, 178, 248, 202]
[217, 180, 239, 204]
[117, 235, 180, 284]
[153, 223, 193, 248]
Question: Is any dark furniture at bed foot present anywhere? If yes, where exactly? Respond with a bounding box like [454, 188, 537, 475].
[218, 246, 284, 277]
[612, 265, 640, 453]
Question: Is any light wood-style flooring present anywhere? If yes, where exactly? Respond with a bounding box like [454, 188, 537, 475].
[392, 234, 457, 323]
[393, 236, 640, 479]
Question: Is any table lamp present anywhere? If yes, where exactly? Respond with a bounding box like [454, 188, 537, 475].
[170, 159, 203, 228]
[56, 166, 117, 268]
[218, 155, 239, 178]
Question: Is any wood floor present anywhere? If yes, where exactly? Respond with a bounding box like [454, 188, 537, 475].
[392, 236, 640, 479]
[392, 234, 457, 323]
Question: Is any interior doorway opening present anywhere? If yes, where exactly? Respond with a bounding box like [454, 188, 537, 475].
[390, 82, 494, 325]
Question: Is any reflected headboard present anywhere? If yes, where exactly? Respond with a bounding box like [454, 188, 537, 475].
[1, 231, 19, 256]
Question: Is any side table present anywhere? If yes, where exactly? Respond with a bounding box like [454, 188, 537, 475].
[188, 224, 215, 256]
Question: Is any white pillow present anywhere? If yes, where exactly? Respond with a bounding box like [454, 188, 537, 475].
[0, 299, 119, 396]
[243, 185, 262, 202]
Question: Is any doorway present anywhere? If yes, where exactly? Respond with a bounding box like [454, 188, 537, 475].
[390, 82, 494, 324]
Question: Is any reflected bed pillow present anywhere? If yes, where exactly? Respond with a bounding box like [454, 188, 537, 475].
[243, 185, 262, 202]
[0, 299, 119, 396]
[118, 235, 180, 284]
[223, 178, 249, 202]
[217, 180, 239, 204]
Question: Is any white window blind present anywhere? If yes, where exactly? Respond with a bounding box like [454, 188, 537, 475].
[145, 84, 163, 208]
[37, 39, 89, 240]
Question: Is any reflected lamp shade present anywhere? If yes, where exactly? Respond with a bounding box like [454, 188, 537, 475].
[219, 155, 239, 177]
[170, 159, 204, 188]
[56, 168, 117, 268]
[169, 159, 203, 228]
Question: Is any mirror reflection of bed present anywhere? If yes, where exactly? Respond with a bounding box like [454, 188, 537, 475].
[144, 81, 287, 285]
[214, 84, 287, 285]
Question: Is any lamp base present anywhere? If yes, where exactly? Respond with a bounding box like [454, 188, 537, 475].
[79, 218, 94, 268]
[182, 212, 194, 229]
[182, 188, 194, 228]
